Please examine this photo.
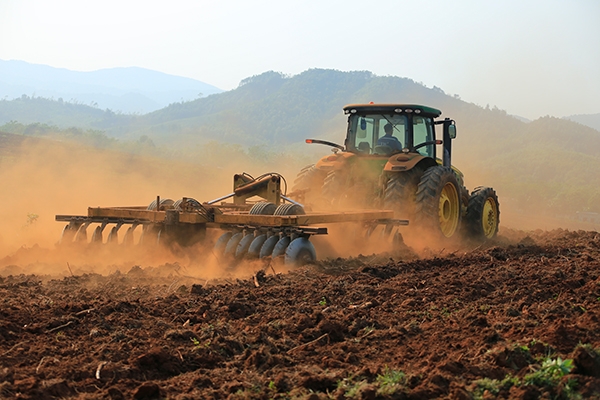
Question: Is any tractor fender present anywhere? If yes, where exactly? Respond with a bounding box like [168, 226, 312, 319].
[383, 153, 437, 173]
[315, 151, 356, 172]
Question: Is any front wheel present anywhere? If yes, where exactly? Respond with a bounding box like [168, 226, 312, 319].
[464, 187, 500, 240]
[414, 166, 461, 238]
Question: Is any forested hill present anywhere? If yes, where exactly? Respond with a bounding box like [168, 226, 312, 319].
[2, 69, 600, 217]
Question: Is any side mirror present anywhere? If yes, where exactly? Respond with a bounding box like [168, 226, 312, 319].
[448, 124, 457, 139]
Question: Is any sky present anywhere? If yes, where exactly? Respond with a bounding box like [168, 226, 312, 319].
[1, 0, 599, 120]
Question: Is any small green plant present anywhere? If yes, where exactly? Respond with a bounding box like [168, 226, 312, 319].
[514, 343, 530, 354]
[319, 297, 327, 306]
[190, 337, 210, 349]
[472, 375, 518, 399]
[480, 304, 491, 313]
[267, 381, 276, 391]
[376, 367, 405, 396]
[337, 375, 367, 398]
[523, 357, 573, 387]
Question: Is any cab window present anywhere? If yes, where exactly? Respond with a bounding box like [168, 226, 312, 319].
[349, 114, 408, 154]
[413, 116, 434, 157]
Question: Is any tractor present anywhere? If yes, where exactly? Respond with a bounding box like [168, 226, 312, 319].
[291, 103, 500, 240]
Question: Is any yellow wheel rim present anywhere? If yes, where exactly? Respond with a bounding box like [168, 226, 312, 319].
[439, 182, 460, 237]
[482, 197, 498, 238]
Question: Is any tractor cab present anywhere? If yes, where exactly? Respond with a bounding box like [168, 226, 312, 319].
[343, 103, 453, 160]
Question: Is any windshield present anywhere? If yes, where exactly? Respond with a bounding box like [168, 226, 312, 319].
[347, 113, 436, 157]
[348, 114, 407, 155]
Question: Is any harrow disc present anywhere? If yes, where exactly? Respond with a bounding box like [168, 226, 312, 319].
[235, 234, 255, 259]
[247, 234, 268, 259]
[91, 226, 103, 244]
[259, 235, 280, 258]
[107, 226, 119, 245]
[214, 232, 233, 257]
[272, 235, 291, 258]
[59, 224, 77, 245]
[122, 226, 136, 246]
[224, 232, 244, 256]
[285, 237, 316, 266]
[74, 226, 88, 243]
[139, 226, 161, 246]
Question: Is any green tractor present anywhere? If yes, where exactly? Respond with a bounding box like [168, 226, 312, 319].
[291, 103, 499, 240]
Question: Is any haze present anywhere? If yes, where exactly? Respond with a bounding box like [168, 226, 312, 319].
[1, 0, 598, 120]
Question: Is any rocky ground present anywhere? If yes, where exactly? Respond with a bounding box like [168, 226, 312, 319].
[1, 228, 600, 399]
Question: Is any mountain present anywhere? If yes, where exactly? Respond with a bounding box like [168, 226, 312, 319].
[2, 68, 600, 220]
[564, 113, 600, 132]
[0, 59, 223, 114]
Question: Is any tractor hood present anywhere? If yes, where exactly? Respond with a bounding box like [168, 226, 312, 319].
[315, 151, 356, 171]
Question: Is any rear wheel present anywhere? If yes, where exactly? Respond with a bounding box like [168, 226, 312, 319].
[321, 170, 349, 208]
[414, 166, 461, 238]
[383, 168, 422, 218]
[291, 165, 326, 204]
[465, 187, 500, 239]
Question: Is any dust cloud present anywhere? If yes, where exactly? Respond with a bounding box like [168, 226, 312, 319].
[0, 137, 289, 279]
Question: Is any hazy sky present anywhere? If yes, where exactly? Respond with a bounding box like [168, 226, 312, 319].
[1, 0, 599, 119]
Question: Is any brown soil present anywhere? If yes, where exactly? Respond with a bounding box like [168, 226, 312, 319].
[1, 228, 600, 399]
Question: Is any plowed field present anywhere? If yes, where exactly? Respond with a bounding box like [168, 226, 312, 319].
[1, 228, 600, 399]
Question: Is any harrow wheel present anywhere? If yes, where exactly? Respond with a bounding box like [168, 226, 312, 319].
[147, 198, 174, 211]
[274, 203, 305, 216]
[173, 198, 202, 211]
[249, 202, 277, 215]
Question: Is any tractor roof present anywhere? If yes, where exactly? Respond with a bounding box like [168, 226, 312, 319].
[343, 104, 442, 118]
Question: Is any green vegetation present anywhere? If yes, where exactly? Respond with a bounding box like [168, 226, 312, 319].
[375, 367, 406, 396]
[335, 368, 406, 398]
[471, 354, 576, 399]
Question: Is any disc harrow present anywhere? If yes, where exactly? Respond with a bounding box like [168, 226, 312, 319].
[55, 173, 409, 267]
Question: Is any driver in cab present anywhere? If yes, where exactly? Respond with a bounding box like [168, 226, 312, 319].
[377, 123, 403, 151]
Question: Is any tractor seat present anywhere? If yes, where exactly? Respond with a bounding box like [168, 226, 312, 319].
[357, 141, 371, 154]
